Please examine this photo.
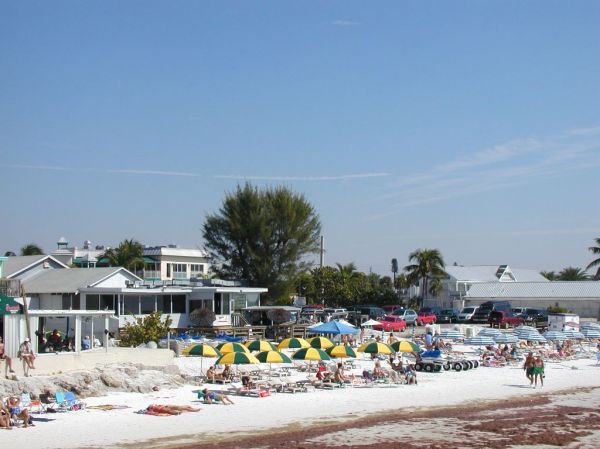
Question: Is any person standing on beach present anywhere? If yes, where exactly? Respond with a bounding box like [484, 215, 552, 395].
[533, 355, 545, 389]
[0, 336, 16, 374]
[523, 352, 535, 386]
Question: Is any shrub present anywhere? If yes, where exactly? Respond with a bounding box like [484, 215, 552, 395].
[120, 311, 172, 347]
[547, 306, 570, 314]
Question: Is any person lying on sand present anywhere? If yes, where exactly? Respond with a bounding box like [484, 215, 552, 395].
[146, 404, 201, 415]
[201, 388, 234, 405]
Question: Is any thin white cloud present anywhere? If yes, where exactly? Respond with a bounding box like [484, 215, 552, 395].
[0, 163, 388, 182]
[332, 20, 360, 27]
[213, 173, 389, 181]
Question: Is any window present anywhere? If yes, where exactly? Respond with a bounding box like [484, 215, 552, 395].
[171, 295, 186, 313]
[172, 264, 187, 279]
[232, 293, 247, 312]
[140, 296, 156, 314]
[166, 263, 171, 277]
[86, 295, 100, 311]
[157, 295, 171, 313]
[62, 293, 80, 310]
[190, 264, 204, 275]
[123, 296, 139, 315]
[101, 295, 114, 311]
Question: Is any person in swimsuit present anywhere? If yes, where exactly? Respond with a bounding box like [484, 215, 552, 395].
[533, 356, 545, 389]
[0, 399, 12, 429]
[201, 388, 234, 405]
[146, 404, 200, 415]
[0, 337, 16, 374]
[523, 352, 535, 386]
[7, 396, 32, 427]
[18, 338, 36, 369]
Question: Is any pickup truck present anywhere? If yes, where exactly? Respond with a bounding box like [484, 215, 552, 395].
[488, 310, 524, 329]
[416, 311, 437, 326]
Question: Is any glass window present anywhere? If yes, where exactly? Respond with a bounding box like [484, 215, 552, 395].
[190, 264, 204, 274]
[232, 293, 247, 312]
[123, 296, 139, 315]
[157, 295, 171, 313]
[171, 295, 186, 313]
[222, 293, 230, 314]
[140, 296, 156, 314]
[166, 263, 171, 277]
[101, 295, 114, 311]
[86, 295, 100, 311]
[245, 293, 260, 307]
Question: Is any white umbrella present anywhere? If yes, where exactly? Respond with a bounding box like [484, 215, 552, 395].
[543, 331, 567, 341]
[477, 328, 503, 337]
[465, 336, 496, 346]
[494, 333, 519, 344]
[439, 330, 464, 341]
[362, 319, 382, 327]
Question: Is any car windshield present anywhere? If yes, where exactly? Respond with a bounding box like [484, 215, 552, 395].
[383, 316, 395, 322]
[440, 310, 453, 315]
[461, 307, 475, 313]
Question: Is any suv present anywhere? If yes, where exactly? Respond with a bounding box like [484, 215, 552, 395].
[436, 309, 459, 323]
[471, 301, 512, 323]
[323, 308, 348, 319]
[391, 308, 418, 325]
[488, 310, 524, 329]
[457, 306, 478, 322]
[520, 309, 549, 328]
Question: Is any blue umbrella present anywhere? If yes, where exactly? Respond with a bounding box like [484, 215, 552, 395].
[543, 331, 567, 341]
[465, 336, 496, 346]
[519, 333, 547, 342]
[308, 320, 359, 335]
[477, 328, 503, 338]
[581, 328, 600, 338]
[494, 333, 519, 344]
[439, 330, 463, 341]
[563, 329, 585, 339]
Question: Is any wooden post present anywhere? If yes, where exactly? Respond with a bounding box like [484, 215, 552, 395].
[20, 283, 32, 342]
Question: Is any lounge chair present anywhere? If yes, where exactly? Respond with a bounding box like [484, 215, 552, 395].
[21, 393, 45, 414]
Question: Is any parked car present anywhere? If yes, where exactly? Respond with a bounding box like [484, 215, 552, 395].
[323, 308, 348, 320]
[382, 305, 403, 315]
[436, 309, 459, 323]
[488, 310, 525, 329]
[471, 301, 512, 323]
[511, 307, 527, 316]
[416, 310, 437, 326]
[520, 309, 549, 328]
[457, 306, 478, 322]
[372, 315, 407, 332]
[391, 308, 418, 325]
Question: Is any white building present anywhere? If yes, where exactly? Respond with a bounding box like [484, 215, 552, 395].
[140, 245, 210, 282]
[427, 264, 600, 318]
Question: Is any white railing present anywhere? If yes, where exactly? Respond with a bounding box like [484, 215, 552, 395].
[173, 272, 188, 280]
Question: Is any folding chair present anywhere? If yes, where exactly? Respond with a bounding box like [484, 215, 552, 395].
[21, 393, 45, 414]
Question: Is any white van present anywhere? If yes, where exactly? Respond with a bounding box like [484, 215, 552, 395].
[457, 306, 479, 322]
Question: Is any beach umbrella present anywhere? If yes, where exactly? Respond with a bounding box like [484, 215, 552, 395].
[255, 350, 293, 378]
[563, 329, 585, 339]
[438, 330, 464, 341]
[278, 338, 310, 350]
[245, 340, 278, 352]
[357, 341, 394, 355]
[518, 333, 547, 343]
[582, 322, 600, 329]
[308, 320, 358, 335]
[181, 343, 222, 373]
[214, 351, 260, 366]
[465, 336, 496, 346]
[291, 347, 332, 362]
[477, 328, 503, 337]
[217, 342, 250, 354]
[494, 333, 519, 344]
[514, 325, 538, 333]
[390, 340, 420, 353]
[581, 328, 600, 338]
[362, 319, 382, 327]
[309, 336, 334, 349]
[326, 345, 357, 359]
[543, 331, 568, 341]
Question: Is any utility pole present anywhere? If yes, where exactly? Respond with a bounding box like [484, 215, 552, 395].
[319, 236, 325, 306]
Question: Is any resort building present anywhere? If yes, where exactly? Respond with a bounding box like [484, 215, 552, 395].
[427, 264, 600, 318]
[51, 237, 109, 268]
[138, 245, 210, 282]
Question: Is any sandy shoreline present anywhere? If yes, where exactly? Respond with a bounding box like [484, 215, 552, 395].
[2, 350, 599, 449]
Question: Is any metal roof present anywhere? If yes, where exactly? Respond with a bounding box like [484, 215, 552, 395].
[466, 281, 600, 299]
[445, 265, 547, 282]
[3, 255, 69, 278]
[143, 247, 208, 258]
[22, 267, 141, 294]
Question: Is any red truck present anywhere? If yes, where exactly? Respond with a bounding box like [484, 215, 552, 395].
[488, 310, 524, 329]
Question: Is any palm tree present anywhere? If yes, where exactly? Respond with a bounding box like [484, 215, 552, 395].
[20, 243, 44, 256]
[100, 239, 145, 271]
[586, 237, 600, 280]
[557, 267, 589, 281]
[404, 249, 446, 307]
[335, 262, 360, 282]
[4, 251, 16, 257]
[540, 271, 557, 281]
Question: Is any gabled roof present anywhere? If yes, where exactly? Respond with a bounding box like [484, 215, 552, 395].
[3, 255, 69, 278]
[445, 265, 547, 283]
[22, 267, 141, 294]
[466, 281, 600, 299]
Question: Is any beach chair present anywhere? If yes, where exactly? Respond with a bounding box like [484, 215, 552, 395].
[64, 391, 85, 410]
[21, 393, 45, 414]
[48, 391, 69, 412]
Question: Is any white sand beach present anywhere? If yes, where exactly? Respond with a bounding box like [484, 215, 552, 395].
[2, 346, 599, 449]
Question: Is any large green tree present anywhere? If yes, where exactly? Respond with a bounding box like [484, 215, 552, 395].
[540, 271, 557, 281]
[20, 243, 44, 256]
[557, 266, 589, 281]
[202, 183, 321, 301]
[101, 239, 145, 271]
[586, 237, 600, 280]
[404, 249, 446, 306]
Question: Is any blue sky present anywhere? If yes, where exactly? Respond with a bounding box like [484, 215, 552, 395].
[1, 1, 599, 276]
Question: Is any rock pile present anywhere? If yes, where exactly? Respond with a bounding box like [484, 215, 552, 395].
[0, 363, 188, 400]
